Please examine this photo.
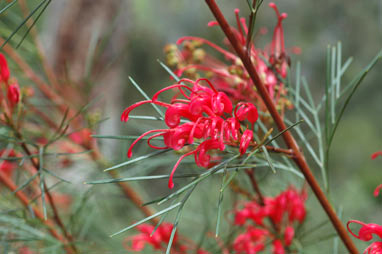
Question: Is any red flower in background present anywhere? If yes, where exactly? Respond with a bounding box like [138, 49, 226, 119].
[371, 151, 382, 160]
[0, 149, 17, 177]
[166, 3, 297, 115]
[7, 83, 20, 107]
[0, 53, 10, 83]
[347, 220, 382, 254]
[124, 223, 209, 254]
[121, 78, 258, 188]
[233, 186, 307, 254]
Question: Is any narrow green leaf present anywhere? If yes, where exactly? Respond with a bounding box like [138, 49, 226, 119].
[330, 46, 336, 125]
[165, 185, 196, 254]
[295, 61, 301, 121]
[104, 149, 171, 172]
[110, 202, 181, 237]
[1, 0, 48, 49]
[85, 173, 197, 184]
[129, 77, 164, 118]
[92, 134, 163, 140]
[328, 50, 382, 149]
[215, 169, 227, 237]
[16, 0, 51, 49]
[0, 0, 17, 16]
[12, 173, 39, 194]
[158, 60, 180, 82]
[42, 168, 71, 183]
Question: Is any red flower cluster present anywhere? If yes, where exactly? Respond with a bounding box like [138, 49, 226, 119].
[165, 3, 297, 115]
[124, 223, 209, 254]
[233, 186, 307, 254]
[0, 149, 17, 177]
[0, 53, 20, 109]
[347, 220, 382, 254]
[121, 78, 258, 188]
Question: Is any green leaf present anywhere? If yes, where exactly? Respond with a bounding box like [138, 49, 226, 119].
[110, 202, 181, 237]
[104, 149, 171, 172]
[158, 59, 180, 82]
[129, 76, 164, 118]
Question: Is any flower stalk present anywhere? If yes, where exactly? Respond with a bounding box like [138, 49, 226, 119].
[204, 1, 358, 253]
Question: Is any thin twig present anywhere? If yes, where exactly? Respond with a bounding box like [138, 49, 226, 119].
[204, 1, 358, 253]
[0, 171, 73, 254]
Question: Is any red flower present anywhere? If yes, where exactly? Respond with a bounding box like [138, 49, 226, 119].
[232, 186, 306, 253]
[121, 78, 258, 188]
[169, 3, 296, 114]
[347, 220, 382, 254]
[371, 151, 382, 160]
[124, 223, 189, 253]
[0, 149, 17, 177]
[233, 226, 268, 254]
[7, 83, 20, 107]
[0, 53, 10, 83]
[272, 239, 285, 254]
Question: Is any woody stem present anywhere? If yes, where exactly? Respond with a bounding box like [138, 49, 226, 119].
[204, 1, 358, 253]
[0, 171, 74, 254]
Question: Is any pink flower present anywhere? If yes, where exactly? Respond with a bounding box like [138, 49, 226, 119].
[347, 220, 382, 254]
[121, 78, 258, 188]
[7, 83, 20, 107]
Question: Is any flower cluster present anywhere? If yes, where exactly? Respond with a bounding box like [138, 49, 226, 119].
[233, 186, 307, 254]
[124, 223, 209, 254]
[121, 78, 258, 188]
[165, 3, 298, 115]
[347, 220, 382, 254]
[0, 149, 17, 177]
[0, 53, 20, 110]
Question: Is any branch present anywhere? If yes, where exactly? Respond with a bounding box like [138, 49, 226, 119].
[204, 1, 358, 253]
[0, 171, 74, 254]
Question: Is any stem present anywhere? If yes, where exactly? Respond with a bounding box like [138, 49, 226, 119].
[7, 121, 78, 253]
[0, 171, 74, 254]
[204, 1, 358, 253]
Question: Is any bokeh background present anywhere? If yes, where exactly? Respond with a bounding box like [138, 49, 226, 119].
[1, 0, 382, 253]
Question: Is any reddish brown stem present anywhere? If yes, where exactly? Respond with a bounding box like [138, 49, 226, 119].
[204, 1, 358, 253]
[8, 124, 78, 253]
[0, 171, 74, 254]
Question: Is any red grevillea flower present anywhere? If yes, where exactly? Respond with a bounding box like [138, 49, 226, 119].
[7, 83, 20, 107]
[233, 186, 306, 253]
[272, 239, 285, 254]
[123, 223, 208, 253]
[124, 223, 180, 251]
[167, 3, 296, 115]
[347, 220, 382, 254]
[371, 151, 382, 160]
[0, 53, 10, 83]
[233, 226, 268, 254]
[0, 149, 17, 177]
[121, 78, 258, 188]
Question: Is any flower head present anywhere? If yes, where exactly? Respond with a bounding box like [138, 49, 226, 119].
[347, 220, 382, 254]
[167, 3, 297, 115]
[233, 185, 306, 253]
[121, 78, 258, 188]
[7, 83, 20, 107]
